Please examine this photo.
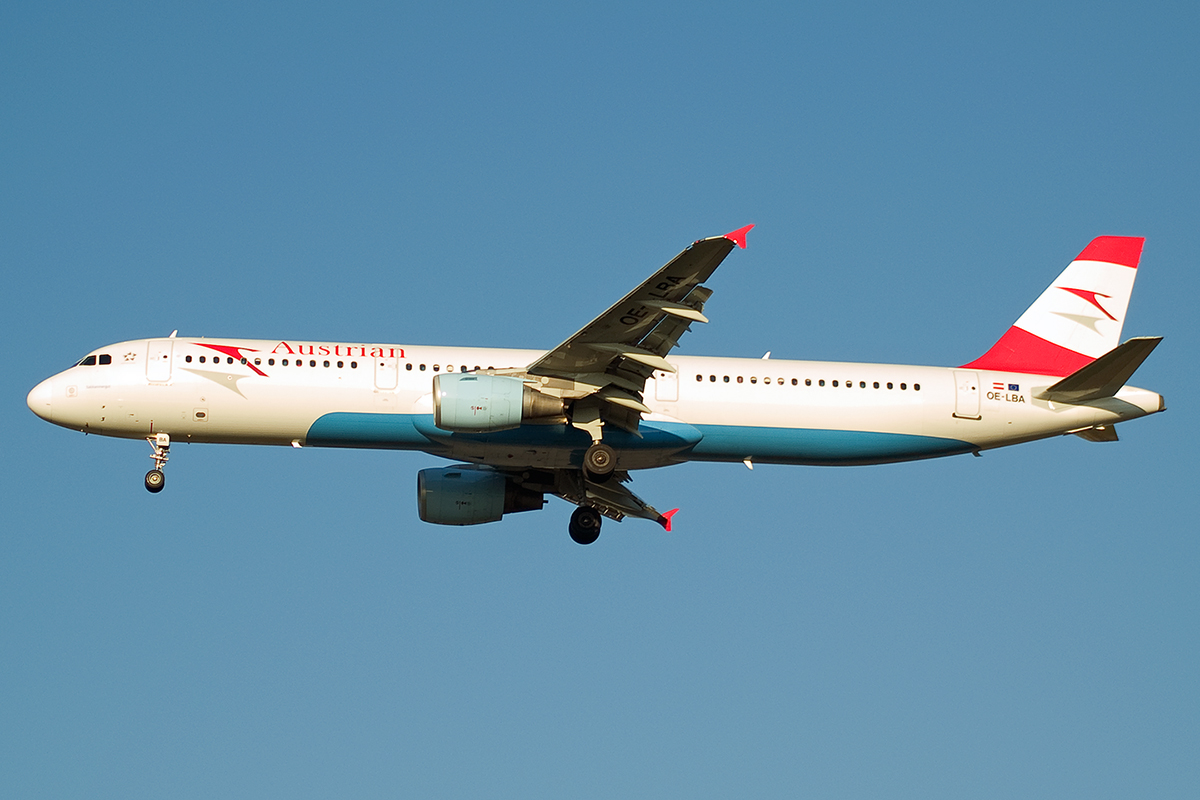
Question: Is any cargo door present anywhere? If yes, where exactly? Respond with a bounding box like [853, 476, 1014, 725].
[953, 370, 981, 419]
[146, 340, 173, 383]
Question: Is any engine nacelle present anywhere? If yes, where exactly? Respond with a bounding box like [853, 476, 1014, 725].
[417, 465, 546, 525]
[433, 373, 563, 432]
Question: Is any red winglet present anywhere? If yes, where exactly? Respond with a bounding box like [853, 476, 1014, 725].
[658, 508, 680, 532]
[723, 224, 754, 249]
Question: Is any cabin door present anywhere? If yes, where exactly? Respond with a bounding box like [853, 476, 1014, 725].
[146, 340, 173, 383]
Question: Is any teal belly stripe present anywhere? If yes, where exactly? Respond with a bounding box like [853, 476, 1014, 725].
[684, 423, 975, 465]
[305, 413, 974, 465]
[306, 412, 431, 449]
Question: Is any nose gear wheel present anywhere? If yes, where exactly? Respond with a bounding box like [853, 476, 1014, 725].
[145, 434, 170, 493]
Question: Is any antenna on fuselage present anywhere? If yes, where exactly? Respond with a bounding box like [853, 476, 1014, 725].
[169, 330, 178, 338]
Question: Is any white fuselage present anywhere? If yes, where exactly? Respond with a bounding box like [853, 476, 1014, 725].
[27, 337, 1165, 470]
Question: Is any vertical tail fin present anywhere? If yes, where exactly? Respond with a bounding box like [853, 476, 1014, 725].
[962, 236, 1144, 376]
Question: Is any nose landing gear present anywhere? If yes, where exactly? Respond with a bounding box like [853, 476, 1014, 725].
[145, 433, 170, 493]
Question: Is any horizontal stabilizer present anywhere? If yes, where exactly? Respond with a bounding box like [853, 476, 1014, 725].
[1038, 336, 1162, 403]
[1073, 425, 1119, 442]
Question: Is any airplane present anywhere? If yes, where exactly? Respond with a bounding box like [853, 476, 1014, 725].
[27, 226, 1164, 544]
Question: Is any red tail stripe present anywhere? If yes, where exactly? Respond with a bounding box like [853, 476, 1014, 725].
[961, 326, 1094, 376]
[1074, 236, 1144, 269]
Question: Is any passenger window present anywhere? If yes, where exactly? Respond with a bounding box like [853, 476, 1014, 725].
[351, 361, 357, 368]
[199, 356, 206, 363]
[337, 361, 344, 368]
[750, 377, 757, 384]
[901, 383, 907, 390]
[819, 380, 825, 386]
[433, 364, 440, 372]
[309, 360, 316, 367]
[240, 358, 247, 365]
[323, 360, 330, 367]
[887, 382, 893, 389]
[185, 355, 193, 363]
[914, 384, 921, 391]
[98, 354, 112, 365]
[804, 379, 810, 386]
[860, 381, 866, 388]
[228, 357, 234, 364]
[254, 358, 261, 366]
[696, 374, 703, 382]
[710, 375, 716, 382]
[282, 359, 288, 366]
[737, 376, 743, 384]
[406, 363, 413, 370]
[268, 358, 275, 366]
[420, 364, 426, 371]
[832, 380, 838, 387]
[873, 382, 879, 389]
[723, 376, 730, 383]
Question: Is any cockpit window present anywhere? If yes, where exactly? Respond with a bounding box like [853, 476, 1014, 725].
[78, 355, 97, 366]
[98, 354, 112, 365]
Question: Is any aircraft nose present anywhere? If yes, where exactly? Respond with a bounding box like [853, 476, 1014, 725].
[27, 377, 54, 421]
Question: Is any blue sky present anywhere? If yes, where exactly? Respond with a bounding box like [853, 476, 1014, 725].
[2, 3, 1196, 797]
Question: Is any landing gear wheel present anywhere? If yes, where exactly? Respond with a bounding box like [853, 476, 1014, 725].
[145, 469, 165, 493]
[583, 443, 616, 482]
[569, 507, 602, 545]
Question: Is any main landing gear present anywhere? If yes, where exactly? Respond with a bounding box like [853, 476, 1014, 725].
[569, 506, 602, 545]
[145, 433, 170, 493]
[583, 442, 616, 482]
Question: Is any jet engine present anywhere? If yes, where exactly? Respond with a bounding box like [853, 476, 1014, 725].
[433, 373, 563, 432]
[417, 465, 546, 525]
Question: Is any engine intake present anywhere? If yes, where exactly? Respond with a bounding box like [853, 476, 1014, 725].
[417, 465, 546, 525]
[433, 373, 563, 432]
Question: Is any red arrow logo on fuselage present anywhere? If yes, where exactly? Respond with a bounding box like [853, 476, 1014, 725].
[192, 343, 269, 376]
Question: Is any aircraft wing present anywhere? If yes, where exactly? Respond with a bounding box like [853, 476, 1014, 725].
[525, 224, 752, 433]
[550, 470, 679, 530]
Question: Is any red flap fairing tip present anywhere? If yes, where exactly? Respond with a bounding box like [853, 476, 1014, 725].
[658, 508, 680, 532]
[724, 224, 754, 249]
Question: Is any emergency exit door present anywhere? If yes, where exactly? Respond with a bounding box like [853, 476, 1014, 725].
[953, 370, 981, 419]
